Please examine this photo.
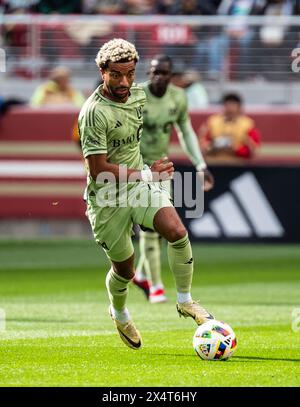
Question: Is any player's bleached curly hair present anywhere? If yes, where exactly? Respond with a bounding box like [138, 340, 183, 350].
[95, 38, 139, 69]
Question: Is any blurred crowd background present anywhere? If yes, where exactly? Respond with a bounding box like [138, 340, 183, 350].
[1, 1, 300, 104]
[1, 0, 300, 16]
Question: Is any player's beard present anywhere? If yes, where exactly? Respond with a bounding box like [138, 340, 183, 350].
[108, 84, 130, 102]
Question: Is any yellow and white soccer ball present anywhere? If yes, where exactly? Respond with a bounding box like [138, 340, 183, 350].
[193, 320, 237, 361]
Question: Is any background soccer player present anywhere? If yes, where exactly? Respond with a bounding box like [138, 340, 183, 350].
[78, 39, 213, 350]
[134, 55, 214, 304]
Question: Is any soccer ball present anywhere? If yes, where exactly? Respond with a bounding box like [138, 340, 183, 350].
[193, 320, 237, 361]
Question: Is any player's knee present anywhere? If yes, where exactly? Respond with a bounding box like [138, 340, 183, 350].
[113, 266, 135, 280]
[167, 226, 187, 243]
[128, 270, 135, 280]
[112, 254, 135, 280]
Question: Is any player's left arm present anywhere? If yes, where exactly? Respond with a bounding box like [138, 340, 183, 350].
[175, 95, 214, 191]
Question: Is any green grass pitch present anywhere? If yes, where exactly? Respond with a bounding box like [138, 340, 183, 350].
[0, 240, 299, 387]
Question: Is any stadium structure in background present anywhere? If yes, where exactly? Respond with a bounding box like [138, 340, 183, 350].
[1, 15, 300, 104]
[0, 14, 299, 241]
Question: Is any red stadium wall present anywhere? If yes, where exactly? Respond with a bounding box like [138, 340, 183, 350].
[1, 106, 300, 142]
[0, 107, 299, 219]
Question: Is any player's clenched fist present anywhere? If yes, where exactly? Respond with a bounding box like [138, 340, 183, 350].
[196, 168, 215, 192]
[151, 157, 174, 181]
[203, 168, 214, 191]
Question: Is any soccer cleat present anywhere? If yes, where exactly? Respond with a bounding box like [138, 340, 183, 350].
[109, 306, 142, 350]
[132, 276, 150, 299]
[149, 287, 167, 304]
[176, 301, 214, 325]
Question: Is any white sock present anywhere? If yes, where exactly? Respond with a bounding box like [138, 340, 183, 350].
[177, 292, 192, 304]
[111, 306, 130, 324]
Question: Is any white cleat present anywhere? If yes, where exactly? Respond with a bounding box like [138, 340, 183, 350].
[149, 287, 167, 304]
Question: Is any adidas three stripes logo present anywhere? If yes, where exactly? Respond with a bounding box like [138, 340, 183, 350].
[190, 172, 284, 238]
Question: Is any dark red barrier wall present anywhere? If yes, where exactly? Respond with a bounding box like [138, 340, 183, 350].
[0, 107, 78, 141]
[1, 106, 300, 142]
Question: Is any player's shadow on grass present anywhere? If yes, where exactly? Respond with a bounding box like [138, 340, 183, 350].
[232, 356, 300, 363]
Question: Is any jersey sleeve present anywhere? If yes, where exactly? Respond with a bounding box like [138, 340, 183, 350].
[79, 108, 108, 158]
[176, 90, 189, 128]
[175, 91, 206, 169]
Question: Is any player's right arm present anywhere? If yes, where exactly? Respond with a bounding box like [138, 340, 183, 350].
[87, 154, 174, 183]
[80, 104, 173, 182]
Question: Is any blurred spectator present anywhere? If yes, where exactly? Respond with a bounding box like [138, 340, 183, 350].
[195, 0, 265, 80]
[30, 66, 85, 107]
[197, 0, 223, 14]
[119, 0, 156, 14]
[254, 0, 298, 80]
[173, 0, 205, 14]
[156, 0, 177, 13]
[199, 93, 260, 160]
[1, 1, 37, 75]
[173, 0, 221, 14]
[171, 69, 209, 109]
[1, 0, 38, 13]
[183, 70, 209, 109]
[34, 0, 82, 14]
[0, 95, 25, 116]
[82, 0, 122, 14]
[156, 0, 222, 14]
